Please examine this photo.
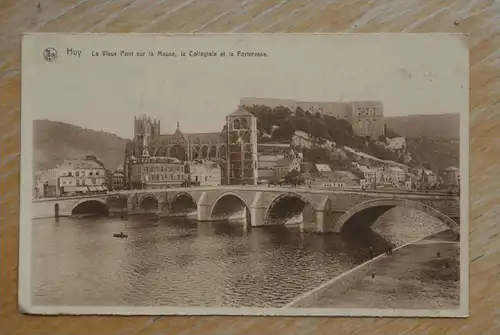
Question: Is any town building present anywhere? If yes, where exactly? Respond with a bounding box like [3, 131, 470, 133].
[300, 162, 316, 174]
[257, 143, 290, 181]
[185, 160, 222, 186]
[226, 107, 259, 185]
[357, 165, 377, 184]
[127, 156, 184, 190]
[301, 173, 314, 186]
[258, 143, 302, 182]
[291, 130, 315, 149]
[273, 157, 301, 182]
[33, 169, 58, 198]
[111, 171, 125, 191]
[423, 169, 438, 187]
[334, 170, 359, 182]
[386, 166, 406, 184]
[310, 171, 361, 189]
[443, 166, 460, 187]
[405, 173, 422, 191]
[258, 155, 279, 181]
[356, 163, 409, 187]
[57, 155, 108, 196]
[314, 164, 333, 178]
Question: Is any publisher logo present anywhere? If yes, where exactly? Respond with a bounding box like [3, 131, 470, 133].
[43, 48, 58, 62]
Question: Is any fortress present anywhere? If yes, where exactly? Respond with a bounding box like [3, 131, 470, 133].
[240, 98, 386, 140]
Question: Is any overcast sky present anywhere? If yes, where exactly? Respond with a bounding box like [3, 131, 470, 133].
[23, 33, 468, 139]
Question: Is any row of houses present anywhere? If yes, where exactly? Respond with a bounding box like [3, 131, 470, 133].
[355, 162, 460, 190]
[34, 155, 224, 198]
[300, 163, 361, 188]
[34, 155, 109, 198]
[117, 158, 223, 191]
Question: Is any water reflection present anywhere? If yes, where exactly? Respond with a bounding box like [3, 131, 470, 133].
[32, 207, 449, 307]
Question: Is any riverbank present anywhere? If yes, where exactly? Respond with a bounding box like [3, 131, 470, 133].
[285, 230, 460, 309]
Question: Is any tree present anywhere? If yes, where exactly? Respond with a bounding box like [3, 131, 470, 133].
[273, 105, 293, 119]
[284, 169, 304, 186]
[295, 106, 305, 117]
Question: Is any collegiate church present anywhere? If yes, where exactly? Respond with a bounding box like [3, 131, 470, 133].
[128, 115, 228, 162]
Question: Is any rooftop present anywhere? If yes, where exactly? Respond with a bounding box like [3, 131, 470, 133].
[315, 164, 332, 172]
[229, 106, 255, 117]
[130, 156, 183, 164]
[357, 165, 372, 173]
[388, 166, 404, 172]
[58, 159, 104, 170]
[275, 158, 294, 167]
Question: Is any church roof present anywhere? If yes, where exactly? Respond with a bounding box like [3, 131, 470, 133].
[229, 106, 255, 117]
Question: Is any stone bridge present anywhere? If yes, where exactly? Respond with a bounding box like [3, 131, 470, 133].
[32, 186, 460, 235]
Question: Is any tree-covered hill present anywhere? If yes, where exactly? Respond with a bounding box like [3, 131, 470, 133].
[243, 104, 401, 163]
[243, 104, 460, 173]
[33, 119, 128, 171]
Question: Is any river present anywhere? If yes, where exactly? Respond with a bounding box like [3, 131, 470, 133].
[31, 207, 451, 307]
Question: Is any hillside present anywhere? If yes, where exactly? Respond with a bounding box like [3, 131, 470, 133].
[385, 114, 460, 140]
[245, 104, 402, 162]
[405, 138, 460, 174]
[33, 120, 128, 171]
[244, 105, 460, 174]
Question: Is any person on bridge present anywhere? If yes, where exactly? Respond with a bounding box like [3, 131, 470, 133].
[386, 244, 393, 256]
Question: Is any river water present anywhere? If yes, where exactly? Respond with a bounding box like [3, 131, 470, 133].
[32, 207, 450, 307]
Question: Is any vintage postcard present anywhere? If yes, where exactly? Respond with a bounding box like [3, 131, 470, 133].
[19, 33, 469, 317]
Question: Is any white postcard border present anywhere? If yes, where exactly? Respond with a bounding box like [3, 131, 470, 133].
[18, 33, 470, 318]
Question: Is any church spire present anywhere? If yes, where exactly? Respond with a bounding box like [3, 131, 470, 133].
[177, 121, 180, 130]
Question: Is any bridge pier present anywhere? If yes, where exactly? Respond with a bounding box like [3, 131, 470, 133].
[157, 201, 169, 214]
[197, 204, 212, 222]
[316, 210, 345, 234]
[315, 211, 325, 233]
[250, 206, 266, 227]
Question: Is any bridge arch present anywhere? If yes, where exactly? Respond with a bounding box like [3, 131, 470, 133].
[336, 199, 460, 236]
[170, 192, 198, 215]
[265, 192, 320, 226]
[71, 199, 109, 216]
[107, 195, 128, 210]
[139, 194, 159, 212]
[210, 192, 251, 222]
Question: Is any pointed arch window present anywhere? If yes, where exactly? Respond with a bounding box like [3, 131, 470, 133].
[241, 118, 248, 129]
[233, 119, 241, 130]
[243, 130, 251, 143]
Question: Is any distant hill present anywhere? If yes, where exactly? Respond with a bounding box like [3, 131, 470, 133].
[33, 120, 128, 171]
[385, 113, 460, 140]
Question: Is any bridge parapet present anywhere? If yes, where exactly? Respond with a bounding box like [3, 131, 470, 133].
[32, 188, 460, 237]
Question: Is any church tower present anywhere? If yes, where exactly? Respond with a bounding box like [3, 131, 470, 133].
[226, 107, 258, 185]
[134, 114, 152, 157]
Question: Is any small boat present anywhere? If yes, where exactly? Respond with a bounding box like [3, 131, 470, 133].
[113, 232, 128, 238]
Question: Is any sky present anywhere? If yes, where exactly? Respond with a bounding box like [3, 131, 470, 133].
[23, 33, 469, 139]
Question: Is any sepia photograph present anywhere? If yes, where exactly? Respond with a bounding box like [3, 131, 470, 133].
[19, 33, 469, 317]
